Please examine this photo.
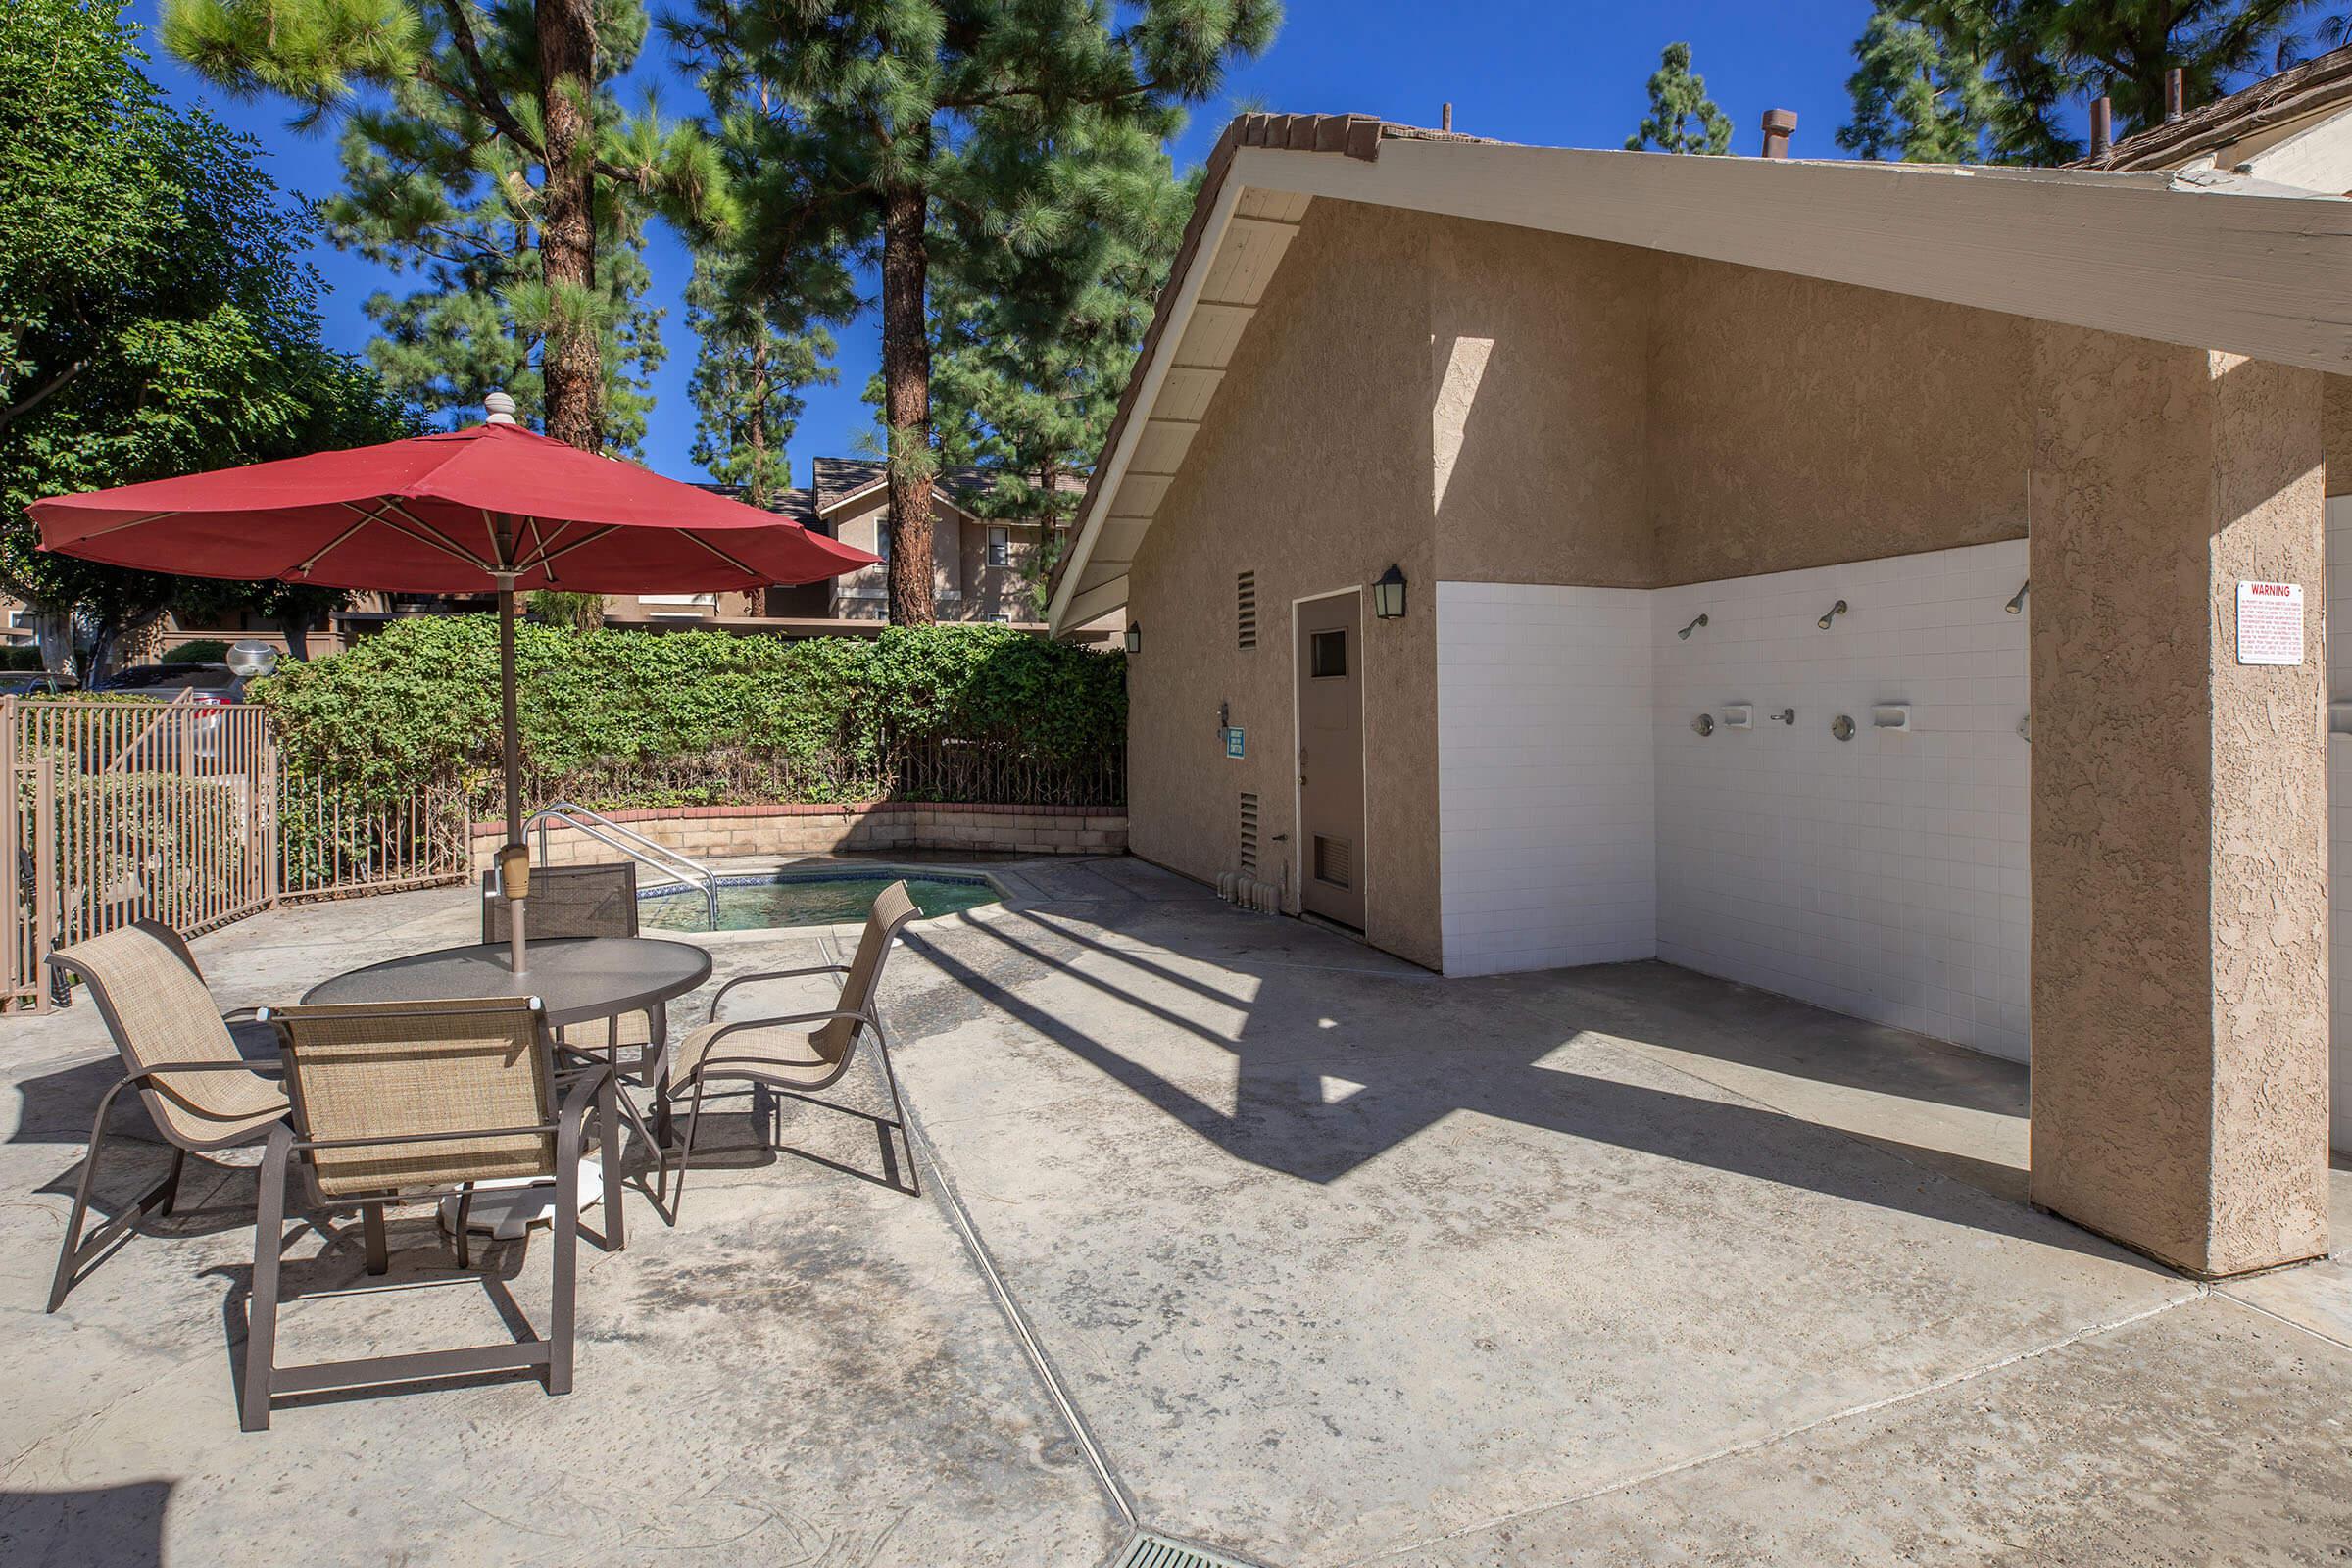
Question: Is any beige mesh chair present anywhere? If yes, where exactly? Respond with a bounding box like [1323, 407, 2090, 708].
[42, 921, 290, 1313]
[242, 996, 610, 1432]
[660, 881, 922, 1215]
[481, 862, 664, 1075]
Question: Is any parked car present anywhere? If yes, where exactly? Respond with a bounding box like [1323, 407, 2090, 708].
[0, 672, 78, 697]
[97, 663, 247, 704]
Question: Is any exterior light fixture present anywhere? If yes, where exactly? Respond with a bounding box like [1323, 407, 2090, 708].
[1371, 564, 1407, 620]
[2004, 580, 2029, 615]
[1678, 613, 1708, 641]
[1817, 599, 1848, 630]
[1124, 622, 1142, 655]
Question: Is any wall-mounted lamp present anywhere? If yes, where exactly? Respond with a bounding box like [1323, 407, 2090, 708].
[1371, 564, 1407, 620]
[2004, 580, 2030, 615]
[1677, 613, 1709, 641]
[1124, 622, 1142, 655]
[1817, 599, 1848, 631]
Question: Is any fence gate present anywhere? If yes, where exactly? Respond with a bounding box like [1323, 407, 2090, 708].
[2, 697, 470, 1015]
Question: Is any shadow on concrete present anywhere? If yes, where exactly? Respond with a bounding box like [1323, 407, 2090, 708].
[0, 1481, 172, 1567]
[906, 906, 2116, 1264]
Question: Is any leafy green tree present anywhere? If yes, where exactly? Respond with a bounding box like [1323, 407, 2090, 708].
[686, 253, 835, 509]
[669, 0, 1279, 624]
[1839, 7, 2002, 161]
[1626, 41, 1734, 154]
[0, 0, 413, 679]
[163, 0, 722, 452]
[1884, 2, 2315, 164]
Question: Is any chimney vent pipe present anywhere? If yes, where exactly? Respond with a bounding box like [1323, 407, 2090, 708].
[1760, 108, 1797, 159]
[2089, 95, 2113, 157]
[1441, 101, 1452, 133]
[2165, 68, 2184, 122]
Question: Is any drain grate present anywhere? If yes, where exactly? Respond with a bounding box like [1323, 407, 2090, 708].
[1110, 1530, 1274, 1568]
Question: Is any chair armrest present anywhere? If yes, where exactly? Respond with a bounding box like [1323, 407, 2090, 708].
[119, 1059, 288, 1124]
[683, 1009, 874, 1080]
[708, 965, 850, 1023]
[220, 1005, 264, 1023]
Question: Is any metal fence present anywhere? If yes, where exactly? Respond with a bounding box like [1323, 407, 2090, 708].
[1, 697, 469, 1014]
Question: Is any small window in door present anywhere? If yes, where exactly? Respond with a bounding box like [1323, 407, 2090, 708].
[987, 525, 1010, 567]
[1309, 628, 1348, 679]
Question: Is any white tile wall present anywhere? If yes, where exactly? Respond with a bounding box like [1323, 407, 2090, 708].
[1650, 542, 2032, 1061]
[2327, 495, 2352, 1152]
[1435, 582, 1655, 977]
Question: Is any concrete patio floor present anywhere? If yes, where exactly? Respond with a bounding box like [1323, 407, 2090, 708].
[4, 854, 2351, 1566]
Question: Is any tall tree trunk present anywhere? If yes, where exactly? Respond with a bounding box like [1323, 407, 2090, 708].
[880, 184, 935, 625]
[749, 335, 771, 509]
[535, 0, 602, 452]
[275, 614, 311, 662]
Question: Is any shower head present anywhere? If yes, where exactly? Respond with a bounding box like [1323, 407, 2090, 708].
[2004, 580, 2029, 615]
[1677, 613, 1708, 641]
[1817, 600, 1848, 631]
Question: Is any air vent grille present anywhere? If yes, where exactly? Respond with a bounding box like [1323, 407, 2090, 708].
[1237, 571, 1257, 650]
[1110, 1529, 1271, 1568]
[1239, 792, 1259, 877]
[1313, 834, 1352, 890]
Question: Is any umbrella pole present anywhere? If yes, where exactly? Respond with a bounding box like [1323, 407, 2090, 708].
[498, 581, 527, 974]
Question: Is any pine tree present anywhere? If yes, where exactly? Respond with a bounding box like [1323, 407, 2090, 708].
[685, 253, 834, 509]
[884, 119, 1194, 609]
[1838, 7, 2001, 162]
[163, 0, 722, 452]
[1626, 42, 1734, 154]
[668, 0, 1278, 624]
[1885, 2, 2315, 164]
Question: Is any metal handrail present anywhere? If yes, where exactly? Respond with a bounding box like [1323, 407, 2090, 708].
[525, 800, 720, 930]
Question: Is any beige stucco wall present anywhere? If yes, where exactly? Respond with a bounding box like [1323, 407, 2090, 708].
[2326, 372, 2352, 495]
[2026, 324, 2328, 1276]
[1125, 199, 1444, 969]
[1647, 259, 2034, 583]
[1427, 220, 1656, 586]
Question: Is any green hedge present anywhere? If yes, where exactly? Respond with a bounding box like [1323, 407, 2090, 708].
[0, 646, 42, 670]
[163, 639, 232, 663]
[255, 616, 1127, 814]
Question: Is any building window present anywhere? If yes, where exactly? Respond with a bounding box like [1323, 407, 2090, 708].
[875, 517, 890, 563]
[987, 525, 1010, 568]
[1310, 628, 1348, 679]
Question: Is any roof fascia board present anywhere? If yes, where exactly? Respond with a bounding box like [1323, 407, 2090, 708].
[1048, 169, 1247, 631]
[1063, 573, 1130, 629]
[1257, 140, 2352, 376]
[818, 479, 984, 524]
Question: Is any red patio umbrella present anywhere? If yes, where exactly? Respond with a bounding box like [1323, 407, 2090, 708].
[28, 412, 877, 972]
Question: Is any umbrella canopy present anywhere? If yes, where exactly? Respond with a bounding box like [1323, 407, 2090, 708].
[28, 416, 878, 973]
[27, 420, 873, 591]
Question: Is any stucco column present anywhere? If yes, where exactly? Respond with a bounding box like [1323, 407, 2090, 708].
[2029, 326, 2329, 1278]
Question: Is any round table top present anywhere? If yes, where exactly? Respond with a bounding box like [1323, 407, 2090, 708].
[301, 936, 712, 1027]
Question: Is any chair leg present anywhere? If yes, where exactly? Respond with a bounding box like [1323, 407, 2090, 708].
[452, 1187, 474, 1270]
[157, 1147, 188, 1217]
[361, 1202, 389, 1276]
[241, 1127, 293, 1433]
[670, 1073, 711, 1223]
[596, 1071, 624, 1252]
[47, 1079, 167, 1314]
[871, 1023, 920, 1199]
[550, 1099, 586, 1398]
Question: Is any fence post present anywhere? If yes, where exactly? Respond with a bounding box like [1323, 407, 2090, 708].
[261, 714, 280, 908]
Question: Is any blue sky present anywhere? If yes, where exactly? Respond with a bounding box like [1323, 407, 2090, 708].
[128, 0, 1888, 479]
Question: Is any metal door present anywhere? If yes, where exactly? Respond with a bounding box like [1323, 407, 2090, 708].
[1296, 593, 1366, 928]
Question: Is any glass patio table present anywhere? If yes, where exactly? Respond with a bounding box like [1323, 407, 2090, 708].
[303, 936, 713, 1249]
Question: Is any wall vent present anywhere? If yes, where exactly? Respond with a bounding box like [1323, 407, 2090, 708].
[1239, 792, 1260, 877]
[1313, 833, 1352, 889]
[1237, 572, 1258, 650]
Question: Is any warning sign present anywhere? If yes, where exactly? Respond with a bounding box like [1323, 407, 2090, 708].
[2236, 581, 2304, 666]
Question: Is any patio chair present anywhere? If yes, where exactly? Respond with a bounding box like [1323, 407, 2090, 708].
[42, 920, 290, 1313]
[242, 996, 609, 1432]
[660, 880, 922, 1215]
[481, 862, 665, 1078]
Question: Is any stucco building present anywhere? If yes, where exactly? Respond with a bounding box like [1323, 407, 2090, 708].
[1047, 82, 2352, 1279]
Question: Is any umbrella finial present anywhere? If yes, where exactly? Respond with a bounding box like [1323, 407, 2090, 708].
[483, 390, 517, 426]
